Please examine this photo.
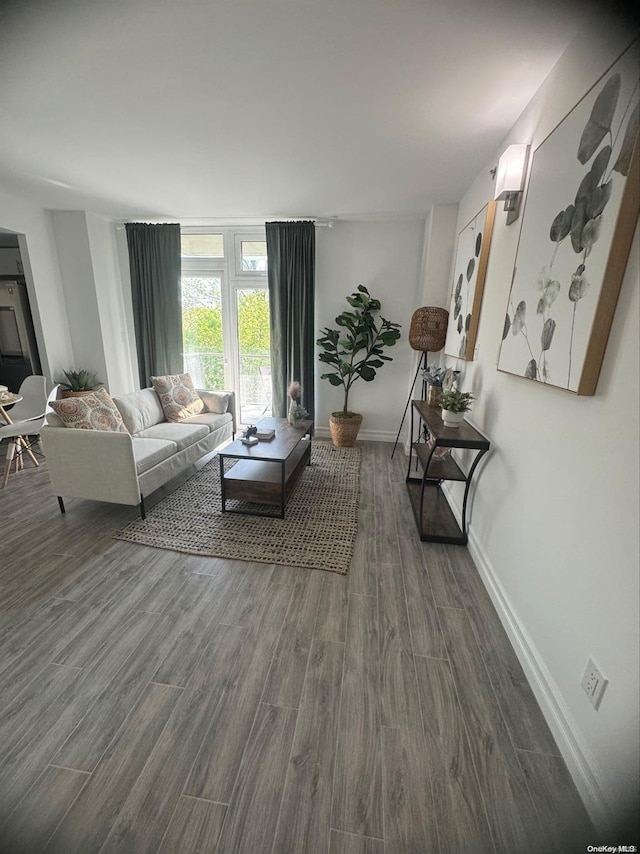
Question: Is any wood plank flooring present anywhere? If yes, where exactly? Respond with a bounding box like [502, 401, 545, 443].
[0, 440, 595, 853]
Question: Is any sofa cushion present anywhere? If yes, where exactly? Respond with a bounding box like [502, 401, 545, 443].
[198, 390, 230, 414]
[49, 388, 128, 433]
[182, 411, 232, 433]
[131, 437, 177, 475]
[151, 373, 204, 422]
[112, 388, 166, 434]
[135, 422, 209, 451]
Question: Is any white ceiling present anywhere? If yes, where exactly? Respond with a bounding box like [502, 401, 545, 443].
[0, 0, 595, 221]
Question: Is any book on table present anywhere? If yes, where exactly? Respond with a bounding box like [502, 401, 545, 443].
[256, 428, 275, 441]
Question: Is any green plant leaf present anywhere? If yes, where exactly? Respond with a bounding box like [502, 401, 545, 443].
[577, 74, 621, 164]
[360, 365, 376, 381]
[326, 374, 344, 386]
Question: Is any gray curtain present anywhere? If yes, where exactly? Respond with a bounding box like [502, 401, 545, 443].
[125, 223, 183, 388]
[266, 221, 315, 418]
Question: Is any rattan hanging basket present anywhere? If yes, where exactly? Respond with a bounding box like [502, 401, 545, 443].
[329, 413, 363, 447]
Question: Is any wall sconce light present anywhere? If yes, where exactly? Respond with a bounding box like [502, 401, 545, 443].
[493, 143, 529, 224]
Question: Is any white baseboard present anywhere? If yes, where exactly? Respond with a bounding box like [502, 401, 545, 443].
[442, 482, 610, 831]
[314, 426, 401, 444]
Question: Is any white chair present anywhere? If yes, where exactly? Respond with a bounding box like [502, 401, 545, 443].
[0, 382, 58, 488]
[4, 375, 47, 422]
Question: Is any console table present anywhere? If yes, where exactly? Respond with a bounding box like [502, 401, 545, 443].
[406, 399, 490, 545]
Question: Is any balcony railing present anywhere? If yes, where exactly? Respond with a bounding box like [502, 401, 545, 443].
[183, 352, 271, 423]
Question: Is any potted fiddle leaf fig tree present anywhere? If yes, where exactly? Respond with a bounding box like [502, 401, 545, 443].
[317, 285, 401, 447]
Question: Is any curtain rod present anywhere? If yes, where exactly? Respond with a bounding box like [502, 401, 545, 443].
[114, 220, 334, 230]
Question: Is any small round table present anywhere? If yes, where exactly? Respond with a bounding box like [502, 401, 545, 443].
[0, 394, 40, 473]
[0, 393, 24, 424]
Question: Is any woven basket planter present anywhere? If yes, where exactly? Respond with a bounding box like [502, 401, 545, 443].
[329, 413, 363, 447]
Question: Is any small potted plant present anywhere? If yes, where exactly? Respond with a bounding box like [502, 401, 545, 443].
[440, 387, 475, 428]
[317, 285, 401, 447]
[59, 369, 103, 399]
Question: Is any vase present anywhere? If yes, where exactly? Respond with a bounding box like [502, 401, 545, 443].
[442, 409, 466, 428]
[427, 385, 443, 407]
[287, 401, 297, 425]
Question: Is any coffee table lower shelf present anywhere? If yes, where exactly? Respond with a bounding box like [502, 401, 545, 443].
[221, 438, 311, 518]
[406, 479, 467, 545]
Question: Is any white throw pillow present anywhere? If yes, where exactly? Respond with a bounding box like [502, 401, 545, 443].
[198, 391, 230, 414]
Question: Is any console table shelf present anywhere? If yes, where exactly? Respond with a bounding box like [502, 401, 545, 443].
[406, 400, 490, 545]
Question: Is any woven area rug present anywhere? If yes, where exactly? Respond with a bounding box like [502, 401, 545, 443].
[114, 440, 361, 574]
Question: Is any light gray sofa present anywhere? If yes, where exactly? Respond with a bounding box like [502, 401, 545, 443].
[41, 387, 235, 517]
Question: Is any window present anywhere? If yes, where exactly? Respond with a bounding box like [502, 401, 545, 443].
[234, 233, 268, 276]
[180, 229, 270, 425]
[180, 233, 224, 258]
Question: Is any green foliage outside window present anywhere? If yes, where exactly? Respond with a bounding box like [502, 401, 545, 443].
[181, 279, 270, 390]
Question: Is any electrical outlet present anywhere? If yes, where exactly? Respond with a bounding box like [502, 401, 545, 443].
[581, 658, 608, 710]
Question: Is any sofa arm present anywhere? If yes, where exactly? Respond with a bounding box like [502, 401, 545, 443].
[40, 426, 142, 506]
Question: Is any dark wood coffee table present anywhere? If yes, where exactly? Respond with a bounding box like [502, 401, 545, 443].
[219, 417, 313, 518]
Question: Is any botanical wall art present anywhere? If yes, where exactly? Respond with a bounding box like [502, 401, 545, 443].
[498, 39, 640, 395]
[444, 201, 496, 361]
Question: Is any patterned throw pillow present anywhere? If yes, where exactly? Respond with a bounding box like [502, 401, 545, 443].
[49, 387, 128, 432]
[150, 373, 204, 422]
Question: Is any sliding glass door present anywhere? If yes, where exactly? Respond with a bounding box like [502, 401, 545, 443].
[180, 230, 270, 425]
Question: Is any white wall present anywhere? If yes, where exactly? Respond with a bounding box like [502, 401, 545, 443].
[443, 22, 639, 831]
[314, 219, 425, 440]
[0, 186, 73, 382]
[51, 211, 108, 386]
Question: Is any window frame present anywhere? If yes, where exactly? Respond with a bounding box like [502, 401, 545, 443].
[180, 226, 269, 423]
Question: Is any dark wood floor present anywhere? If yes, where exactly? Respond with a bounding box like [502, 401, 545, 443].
[0, 440, 594, 853]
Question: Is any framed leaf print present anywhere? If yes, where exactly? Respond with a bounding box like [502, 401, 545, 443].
[444, 201, 496, 360]
[498, 39, 640, 395]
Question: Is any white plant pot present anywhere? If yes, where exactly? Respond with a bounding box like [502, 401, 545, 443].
[442, 408, 466, 428]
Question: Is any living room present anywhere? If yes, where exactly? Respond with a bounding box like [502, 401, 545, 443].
[0, 1, 638, 851]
